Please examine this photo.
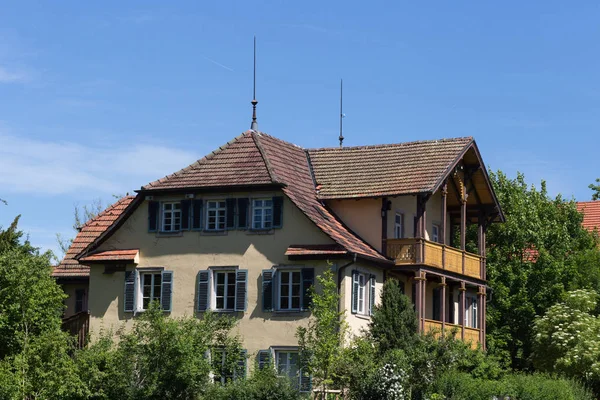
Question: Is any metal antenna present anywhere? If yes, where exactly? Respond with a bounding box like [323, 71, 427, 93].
[250, 36, 258, 131]
[339, 79, 344, 148]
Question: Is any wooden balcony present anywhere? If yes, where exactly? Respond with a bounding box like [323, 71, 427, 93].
[423, 319, 481, 349]
[61, 311, 89, 349]
[386, 238, 484, 280]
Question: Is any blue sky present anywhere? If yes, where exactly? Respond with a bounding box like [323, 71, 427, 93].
[1, 1, 599, 257]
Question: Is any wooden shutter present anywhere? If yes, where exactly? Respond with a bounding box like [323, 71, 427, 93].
[197, 270, 211, 311]
[369, 275, 376, 316]
[272, 196, 283, 228]
[148, 201, 159, 232]
[235, 269, 248, 312]
[262, 269, 275, 312]
[301, 268, 314, 311]
[192, 200, 203, 230]
[237, 198, 249, 229]
[124, 270, 136, 312]
[235, 350, 247, 380]
[226, 198, 236, 229]
[257, 350, 271, 370]
[181, 199, 191, 230]
[161, 270, 173, 312]
[299, 369, 312, 393]
[351, 271, 359, 314]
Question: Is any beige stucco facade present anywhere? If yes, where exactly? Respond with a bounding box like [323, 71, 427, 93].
[87, 191, 385, 358]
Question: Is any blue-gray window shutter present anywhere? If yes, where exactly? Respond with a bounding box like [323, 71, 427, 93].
[161, 270, 173, 312]
[148, 201, 159, 232]
[192, 200, 203, 230]
[272, 196, 283, 228]
[124, 271, 136, 312]
[369, 275, 376, 316]
[237, 198, 249, 229]
[226, 198, 236, 229]
[300, 369, 312, 393]
[257, 350, 271, 370]
[181, 199, 191, 230]
[351, 270, 359, 314]
[197, 270, 211, 311]
[235, 269, 248, 312]
[262, 269, 275, 311]
[235, 350, 247, 380]
[301, 268, 314, 311]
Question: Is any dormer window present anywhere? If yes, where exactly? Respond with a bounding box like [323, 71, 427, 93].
[206, 200, 227, 231]
[252, 199, 273, 230]
[162, 202, 182, 232]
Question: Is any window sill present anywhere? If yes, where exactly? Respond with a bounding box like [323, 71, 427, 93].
[212, 309, 242, 314]
[354, 313, 371, 321]
[200, 230, 228, 236]
[247, 229, 275, 235]
[156, 231, 183, 237]
[271, 310, 309, 317]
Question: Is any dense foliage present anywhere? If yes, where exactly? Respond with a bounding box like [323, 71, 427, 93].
[590, 178, 600, 201]
[484, 171, 600, 370]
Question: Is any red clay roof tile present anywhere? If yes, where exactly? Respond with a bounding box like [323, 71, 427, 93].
[577, 201, 600, 233]
[52, 196, 136, 278]
[285, 244, 348, 256]
[79, 249, 139, 262]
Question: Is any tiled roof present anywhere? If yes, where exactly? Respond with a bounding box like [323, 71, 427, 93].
[79, 249, 139, 263]
[255, 133, 388, 262]
[577, 201, 600, 233]
[52, 196, 136, 278]
[285, 244, 348, 256]
[307, 137, 473, 199]
[142, 133, 274, 190]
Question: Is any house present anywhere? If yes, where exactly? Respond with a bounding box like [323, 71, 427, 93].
[577, 201, 600, 234]
[59, 129, 503, 384]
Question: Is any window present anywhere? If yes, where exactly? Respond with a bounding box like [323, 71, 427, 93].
[75, 289, 86, 313]
[466, 293, 478, 328]
[211, 348, 246, 384]
[279, 271, 302, 310]
[432, 287, 441, 321]
[124, 270, 173, 313]
[141, 272, 162, 310]
[252, 199, 273, 229]
[395, 213, 404, 238]
[162, 202, 182, 232]
[206, 200, 227, 230]
[352, 271, 375, 316]
[214, 271, 236, 311]
[432, 224, 440, 243]
[276, 351, 300, 384]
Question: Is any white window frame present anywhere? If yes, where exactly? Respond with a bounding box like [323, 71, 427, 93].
[466, 292, 478, 328]
[357, 272, 367, 315]
[206, 200, 226, 231]
[213, 270, 237, 311]
[138, 271, 162, 311]
[275, 350, 300, 383]
[432, 223, 440, 243]
[394, 212, 404, 239]
[161, 202, 182, 232]
[252, 198, 273, 230]
[278, 270, 302, 311]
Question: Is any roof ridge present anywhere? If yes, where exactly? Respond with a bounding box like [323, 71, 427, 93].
[251, 131, 280, 184]
[308, 136, 474, 152]
[142, 132, 251, 189]
[577, 200, 600, 204]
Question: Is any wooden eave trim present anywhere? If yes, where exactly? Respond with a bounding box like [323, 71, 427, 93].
[135, 183, 286, 195]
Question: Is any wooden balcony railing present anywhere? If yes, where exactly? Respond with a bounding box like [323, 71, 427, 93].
[61, 311, 90, 349]
[386, 238, 483, 280]
[423, 319, 481, 349]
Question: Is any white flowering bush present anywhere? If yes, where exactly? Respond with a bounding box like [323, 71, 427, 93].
[371, 362, 410, 400]
[532, 289, 600, 389]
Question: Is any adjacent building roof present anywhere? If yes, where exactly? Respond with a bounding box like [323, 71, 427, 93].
[577, 201, 600, 233]
[52, 196, 136, 278]
[79, 249, 139, 263]
[285, 244, 348, 257]
[308, 137, 473, 199]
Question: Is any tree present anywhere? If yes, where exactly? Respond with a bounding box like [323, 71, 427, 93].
[369, 278, 418, 354]
[532, 289, 600, 392]
[590, 178, 600, 201]
[56, 198, 106, 258]
[297, 268, 347, 397]
[484, 171, 600, 370]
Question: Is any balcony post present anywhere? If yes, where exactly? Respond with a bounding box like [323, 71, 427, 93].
[459, 281, 466, 341]
[441, 276, 447, 335]
[441, 181, 448, 268]
[421, 271, 427, 332]
[414, 272, 422, 332]
[461, 194, 468, 275]
[478, 285, 485, 348]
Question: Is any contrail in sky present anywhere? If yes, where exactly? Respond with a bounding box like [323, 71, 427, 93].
[202, 56, 234, 72]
